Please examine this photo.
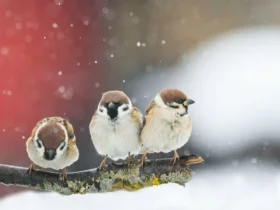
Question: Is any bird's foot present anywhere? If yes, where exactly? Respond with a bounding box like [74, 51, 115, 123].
[99, 155, 108, 170]
[139, 149, 148, 167]
[26, 163, 35, 175]
[59, 168, 67, 181]
[171, 150, 180, 165]
[126, 152, 134, 165]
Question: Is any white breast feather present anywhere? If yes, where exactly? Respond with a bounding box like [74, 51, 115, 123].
[141, 107, 192, 153]
[89, 112, 142, 160]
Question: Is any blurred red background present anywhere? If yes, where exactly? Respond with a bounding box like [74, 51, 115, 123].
[0, 0, 106, 197]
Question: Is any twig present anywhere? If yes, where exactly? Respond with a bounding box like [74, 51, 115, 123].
[0, 154, 204, 195]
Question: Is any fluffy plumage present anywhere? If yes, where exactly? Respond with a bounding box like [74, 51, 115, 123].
[26, 117, 79, 178]
[140, 88, 195, 164]
[89, 90, 143, 168]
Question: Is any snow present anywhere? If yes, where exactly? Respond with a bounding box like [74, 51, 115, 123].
[129, 26, 280, 157]
[52, 23, 58, 28]
[0, 163, 279, 210]
[1, 47, 9, 55]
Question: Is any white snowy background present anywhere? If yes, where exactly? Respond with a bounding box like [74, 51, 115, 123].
[1, 26, 280, 210]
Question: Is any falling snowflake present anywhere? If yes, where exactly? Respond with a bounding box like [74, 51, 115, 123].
[161, 40, 166, 44]
[94, 60, 98, 64]
[136, 42, 141, 47]
[54, 0, 64, 5]
[52, 23, 58, 28]
[58, 71, 63, 76]
[95, 82, 100, 88]
[15, 23, 22, 30]
[7, 90, 12, 95]
[83, 20, 90, 25]
[58, 86, 65, 93]
[102, 8, 109, 14]
[251, 158, 258, 164]
[5, 10, 12, 18]
[1, 47, 9, 55]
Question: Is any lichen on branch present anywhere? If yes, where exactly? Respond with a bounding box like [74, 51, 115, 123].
[0, 154, 204, 195]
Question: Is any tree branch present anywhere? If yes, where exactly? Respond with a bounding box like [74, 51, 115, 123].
[0, 154, 204, 195]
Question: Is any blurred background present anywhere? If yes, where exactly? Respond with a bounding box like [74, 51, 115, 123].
[0, 0, 280, 208]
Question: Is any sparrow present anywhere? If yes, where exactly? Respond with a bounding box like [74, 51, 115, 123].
[140, 88, 195, 165]
[26, 117, 79, 180]
[89, 90, 143, 169]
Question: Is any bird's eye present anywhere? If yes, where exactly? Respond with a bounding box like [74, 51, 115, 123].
[123, 106, 129, 111]
[36, 139, 42, 148]
[69, 134, 75, 139]
[174, 99, 184, 104]
[59, 142, 66, 151]
[99, 108, 104, 113]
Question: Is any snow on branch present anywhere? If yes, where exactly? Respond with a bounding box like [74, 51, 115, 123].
[0, 154, 203, 195]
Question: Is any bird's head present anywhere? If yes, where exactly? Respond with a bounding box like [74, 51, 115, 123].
[155, 88, 195, 116]
[97, 90, 133, 120]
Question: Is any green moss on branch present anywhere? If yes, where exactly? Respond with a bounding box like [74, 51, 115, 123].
[0, 154, 203, 195]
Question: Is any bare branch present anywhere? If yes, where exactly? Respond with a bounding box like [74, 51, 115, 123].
[0, 154, 204, 195]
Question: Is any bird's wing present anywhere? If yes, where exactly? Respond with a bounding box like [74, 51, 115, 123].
[131, 107, 143, 126]
[142, 99, 155, 128]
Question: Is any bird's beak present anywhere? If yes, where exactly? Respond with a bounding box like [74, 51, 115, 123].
[186, 99, 195, 105]
[44, 149, 56, 160]
[108, 102, 116, 109]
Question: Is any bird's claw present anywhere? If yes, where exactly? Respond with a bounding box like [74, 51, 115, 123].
[59, 168, 67, 181]
[171, 150, 180, 165]
[98, 155, 108, 170]
[26, 163, 34, 175]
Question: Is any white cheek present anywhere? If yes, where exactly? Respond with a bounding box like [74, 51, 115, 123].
[35, 144, 45, 158]
[55, 147, 66, 158]
[97, 107, 107, 116]
[117, 104, 131, 117]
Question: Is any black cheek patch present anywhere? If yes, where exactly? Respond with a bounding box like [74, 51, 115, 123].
[60, 142, 66, 151]
[99, 108, 104, 112]
[170, 105, 179, 109]
[36, 140, 42, 148]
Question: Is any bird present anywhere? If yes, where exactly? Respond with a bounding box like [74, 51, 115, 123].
[89, 90, 143, 169]
[26, 117, 79, 180]
[140, 88, 195, 166]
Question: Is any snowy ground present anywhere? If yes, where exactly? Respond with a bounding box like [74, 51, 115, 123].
[0, 162, 279, 210]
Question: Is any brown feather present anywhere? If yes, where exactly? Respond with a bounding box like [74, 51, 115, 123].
[142, 100, 155, 127]
[100, 90, 129, 105]
[131, 107, 142, 125]
[159, 88, 187, 104]
[37, 121, 66, 149]
[66, 138, 77, 157]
